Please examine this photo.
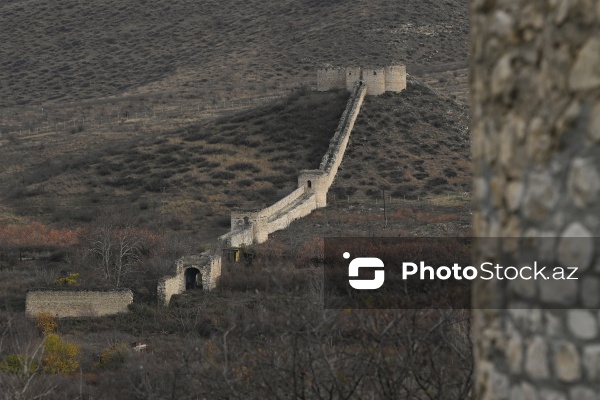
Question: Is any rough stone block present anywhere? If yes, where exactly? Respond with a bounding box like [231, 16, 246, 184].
[525, 336, 550, 379]
[539, 389, 566, 400]
[568, 158, 600, 208]
[583, 344, 600, 381]
[522, 170, 559, 221]
[509, 382, 538, 400]
[568, 37, 600, 91]
[582, 277, 600, 308]
[553, 341, 581, 382]
[539, 276, 578, 306]
[568, 386, 597, 400]
[558, 222, 594, 271]
[567, 310, 598, 340]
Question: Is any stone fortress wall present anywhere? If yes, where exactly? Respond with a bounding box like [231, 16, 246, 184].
[384, 65, 407, 93]
[26, 290, 133, 318]
[218, 80, 371, 248]
[471, 0, 600, 399]
[28, 65, 404, 312]
[317, 64, 406, 96]
[316, 66, 346, 92]
[362, 67, 387, 96]
[158, 253, 221, 306]
[26, 254, 222, 312]
[219, 64, 406, 249]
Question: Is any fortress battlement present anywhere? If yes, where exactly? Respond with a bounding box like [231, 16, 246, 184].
[317, 64, 406, 96]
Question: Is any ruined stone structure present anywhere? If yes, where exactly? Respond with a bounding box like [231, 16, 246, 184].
[158, 67, 403, 305]
[26, 290, 133, 318]
[219, 82, 368, 248]
[158, 253, 221, 305]
[317, 65, 406, 96]
[471, 0, 600, 398]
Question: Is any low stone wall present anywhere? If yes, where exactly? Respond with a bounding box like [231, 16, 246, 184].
[157, 274, 184, 306]
[157, 253, 221, 306]
[26, 290, 133, 318]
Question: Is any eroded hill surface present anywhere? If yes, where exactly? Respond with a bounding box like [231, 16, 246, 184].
[0, 90, 349, 242]
[0, 0, 468, 107]
[334, 79, 470, 200]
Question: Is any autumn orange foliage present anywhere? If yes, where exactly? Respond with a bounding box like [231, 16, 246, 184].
[0, 223, 82, 249]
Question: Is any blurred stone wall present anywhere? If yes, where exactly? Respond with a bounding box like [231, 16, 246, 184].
[471, 0, 600, 398]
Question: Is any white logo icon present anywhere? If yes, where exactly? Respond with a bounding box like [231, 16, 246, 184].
[345, 252, 385, 290]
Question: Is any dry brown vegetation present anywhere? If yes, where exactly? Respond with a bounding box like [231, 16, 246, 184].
[0, 0, 467, 109]
[0, 0, 473, 397]
[0, 0, 470, 243]
[0, 89, 349, 244]
[1, 256, 473, 399]
[334, 79, 470, 201]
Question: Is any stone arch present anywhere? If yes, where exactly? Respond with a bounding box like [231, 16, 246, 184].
[184, 267, 202, 290]
[307, 180, 312, 189]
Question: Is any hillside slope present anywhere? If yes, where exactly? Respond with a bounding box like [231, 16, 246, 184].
[0, 0, 468, 108]
[0, 90, 350, 241]
[335, 79, 470, 201]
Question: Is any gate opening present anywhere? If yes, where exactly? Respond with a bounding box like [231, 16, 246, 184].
[185, 267, 202, 290]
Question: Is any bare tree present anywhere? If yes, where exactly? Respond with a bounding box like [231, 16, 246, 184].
[87, 213, 143, 287]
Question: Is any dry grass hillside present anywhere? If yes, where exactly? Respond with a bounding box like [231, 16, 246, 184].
[0, 89, 350, 241]
[0, 0, 468, 110]
[335, 79, 470, 201]
[0, 0, 470, 243]
[0, 80, 469, 242]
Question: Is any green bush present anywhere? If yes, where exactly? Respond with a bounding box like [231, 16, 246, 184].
[56, 272, 79, 285]
[95, 342, 130, 370]
[0, 354, 38, 375]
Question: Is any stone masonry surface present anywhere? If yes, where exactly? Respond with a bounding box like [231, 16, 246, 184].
[317, 64, 406, 95]
[158, 253, 221, 306]
[26, 290, 133, 318]
[471, 0, 600, 399]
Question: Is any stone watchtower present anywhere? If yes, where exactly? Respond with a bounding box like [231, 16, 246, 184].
[471, 0, 600, 399]
[317, 64, 406, 96]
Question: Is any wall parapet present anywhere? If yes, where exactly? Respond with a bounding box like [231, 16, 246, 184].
[218, 79, 369, 247]
[26, 289, 133, 318]
[317, 64, 406, 95]
[319, 83, 367, 181]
